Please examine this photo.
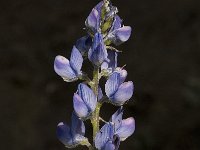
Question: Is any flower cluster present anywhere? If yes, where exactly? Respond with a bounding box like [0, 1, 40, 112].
[54, 0, 135, 149]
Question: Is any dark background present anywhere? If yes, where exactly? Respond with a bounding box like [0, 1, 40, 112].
[0, 0, 200, 149]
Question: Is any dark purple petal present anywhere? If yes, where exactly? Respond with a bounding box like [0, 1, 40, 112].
[105, 72, 120, 98]
[73, 93, 89, 118]
[78, 83, 97, 112]
[54, 55, 77, 81]
[112, 134, 120, 150]
[101, 51, 117, 72]
[98, 86, 103, 101]
[95, 123, 115, 149]
[70, 46, 83, 75]
[115, 117, 135, 141]
[76, 36, 92, 55]
[112, 81, 134, 105]
[71, 112, 85, 137]
[107, 51, 118, 71]
[56, 122, 73, 147]
[88, 33, 108, 66]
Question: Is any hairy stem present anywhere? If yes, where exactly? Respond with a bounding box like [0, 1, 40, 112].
[91, 66, 101, 147]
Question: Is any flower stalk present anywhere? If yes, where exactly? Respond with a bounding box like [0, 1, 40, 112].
[91, 66, 101, 144]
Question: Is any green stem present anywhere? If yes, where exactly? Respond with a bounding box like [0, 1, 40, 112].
[91, 66, 101, 146]
[81, 139, 93, 150]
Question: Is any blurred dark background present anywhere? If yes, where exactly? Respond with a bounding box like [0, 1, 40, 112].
[0, 0, 200, 149]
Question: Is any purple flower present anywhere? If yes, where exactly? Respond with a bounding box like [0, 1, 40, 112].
[95, 123, 120, 150]
[88, 33, 108, 66]
[103, 14, 132, 46]
[95, 108, 135, 150]
[101, 50, 118, 72]
[54, 46, 83, 82]
[110, 107, 135, 141]
[73, 83, 97, 119]
[56, 112, 87, 148]
[107, 25, 132, 46]
[76, 35, 92, 55]
[105, 71, 134, 105]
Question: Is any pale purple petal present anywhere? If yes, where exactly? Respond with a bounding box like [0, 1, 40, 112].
[116, 117, 135, 141]
[108, 26, 132, 46]
[104, 141, 115, 150]
[101, 61, 109, 70]
[73, 93, 89, 118]
[105, 72, 120, 98]
[95, 123, 114, 150]
[54, 55, 77, 81]
[70, 46, 83, 75]
[85, 8, 99, 32]
[112, 15, 122, 31]
[114, 26, 132, 45]
[115, 68, 127, 84]
[78, 83, 97, 112]
[112, 81, 134, 105]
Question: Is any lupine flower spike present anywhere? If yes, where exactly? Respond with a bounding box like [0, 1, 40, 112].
[55, 0, 135, 149]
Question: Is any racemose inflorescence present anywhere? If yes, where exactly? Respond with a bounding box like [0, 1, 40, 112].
[54, 0, 135, 149]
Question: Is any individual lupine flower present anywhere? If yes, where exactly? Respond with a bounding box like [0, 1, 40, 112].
[76, 35, 92, 56]
[110, 107, 135, 141]
[95, 123, 120, 150]
[106, 15, 132, 46]
[88, 33, 108, 66]
[108, 26, 132, 46]
[101, 50, 118, 72]
[54, 46, 83, 82]
[56, 112, 87, 148]
[73, 83, 97, 119]
[105, 71, 134, 105]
